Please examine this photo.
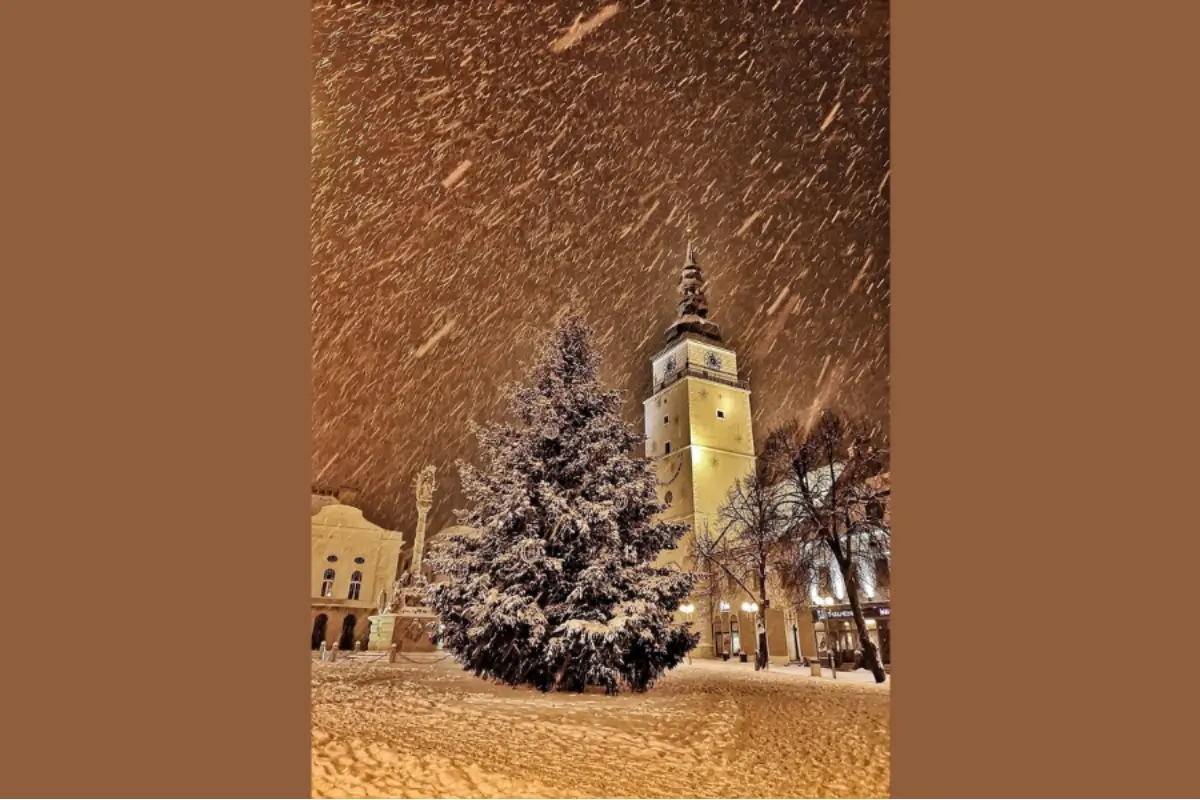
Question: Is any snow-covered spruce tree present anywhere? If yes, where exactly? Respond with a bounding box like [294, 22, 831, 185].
[425, 311, 698, 694]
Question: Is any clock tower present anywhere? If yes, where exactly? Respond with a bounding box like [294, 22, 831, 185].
[644, 245, 756, 658]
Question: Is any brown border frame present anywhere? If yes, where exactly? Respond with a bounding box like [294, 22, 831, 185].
[4, 0, 1200, 796]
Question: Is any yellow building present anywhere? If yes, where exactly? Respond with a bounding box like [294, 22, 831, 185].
[310, 487, 404, 651]
[644, 246, 788, 661]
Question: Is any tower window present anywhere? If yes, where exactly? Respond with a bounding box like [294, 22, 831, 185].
[321, 568, 335, 598]
[716, 410, 726, 419]
[664, 442, 671, 454]
[664, 491, 674, 507]
[664, 415, 669, 424]
[348, 570, 363, 601]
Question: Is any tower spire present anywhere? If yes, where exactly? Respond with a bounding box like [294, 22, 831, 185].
[665, 242, 723, 344]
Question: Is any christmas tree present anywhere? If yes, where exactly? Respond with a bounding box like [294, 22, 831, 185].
[426, 310, 698, 694]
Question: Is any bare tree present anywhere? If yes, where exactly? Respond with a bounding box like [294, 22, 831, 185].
[690, 460, 791, 670]
[767, 410, 890, 684]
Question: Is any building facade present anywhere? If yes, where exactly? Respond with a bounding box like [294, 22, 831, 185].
[644, 246, 789, 662]
[310, 487, 404, 651]
[784, 472, 892, 668]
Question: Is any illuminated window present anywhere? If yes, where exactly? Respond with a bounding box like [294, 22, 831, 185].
[348, 570, 363, 601]
[321, 568, 335, 598]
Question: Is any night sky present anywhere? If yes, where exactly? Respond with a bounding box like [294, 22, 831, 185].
[312, 0, 890, 537]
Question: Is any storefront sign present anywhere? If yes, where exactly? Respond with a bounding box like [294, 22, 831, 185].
[812, 604, 890, 622]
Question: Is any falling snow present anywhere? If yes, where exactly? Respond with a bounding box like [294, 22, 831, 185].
[441, 160, 474, 190]
[312, 0, 891, 533]
[550, 4, 624, 53]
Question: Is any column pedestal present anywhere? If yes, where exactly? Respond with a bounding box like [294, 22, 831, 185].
[367, 614, 399, 651]
[368, 610, 439, 653]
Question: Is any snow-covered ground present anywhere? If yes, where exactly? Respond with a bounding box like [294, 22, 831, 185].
[312, 655, 889, 799]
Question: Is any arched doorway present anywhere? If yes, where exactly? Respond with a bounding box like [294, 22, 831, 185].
[311, 614, 328, 650]
[339, 614, 357, 651]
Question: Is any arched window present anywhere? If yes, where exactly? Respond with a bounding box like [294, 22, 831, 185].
[321, 568, 335, 598]
[664, 490, 674, 507]
[348, 571, 363, 601]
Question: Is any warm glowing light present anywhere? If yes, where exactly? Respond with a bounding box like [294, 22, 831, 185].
[741, 602, 758, 613]
[824, 596, 834, 606]
[718, 600, 731, 612]
[679, 603, 695, 614]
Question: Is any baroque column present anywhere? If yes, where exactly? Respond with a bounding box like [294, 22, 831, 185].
[411, 465, 436, 576]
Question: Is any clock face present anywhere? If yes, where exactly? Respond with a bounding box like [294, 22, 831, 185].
[704, 351, 723, 370]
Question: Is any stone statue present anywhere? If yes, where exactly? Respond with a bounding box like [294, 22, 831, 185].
[415, 465, 436, 506]
[385, 571, 411, 614]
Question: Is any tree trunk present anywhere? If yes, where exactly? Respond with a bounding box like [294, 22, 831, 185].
[755, 612, 769, 670]
[755, 571, 770, 671]
[834, 550, 886, 683]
